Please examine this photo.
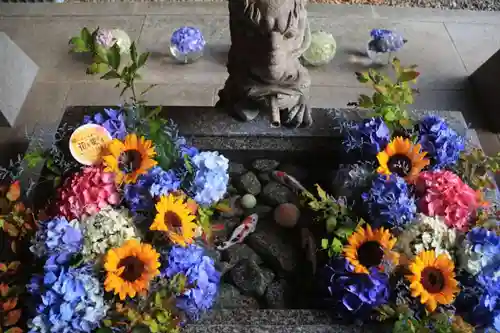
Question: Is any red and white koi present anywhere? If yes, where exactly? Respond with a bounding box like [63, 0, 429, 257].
[216, 213, 258, 251]
[272, 170, 307, 193]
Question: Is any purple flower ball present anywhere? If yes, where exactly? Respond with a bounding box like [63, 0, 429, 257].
[171, 26, 206, 55]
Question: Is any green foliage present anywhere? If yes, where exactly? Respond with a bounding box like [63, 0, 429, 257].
[197, 206, 214, 244]
[352, 58, 419, 129]
[457, 147, 500, 191]
[302, 185, 359, 257]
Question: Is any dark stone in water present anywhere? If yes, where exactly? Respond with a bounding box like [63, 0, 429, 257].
[213, 283, 260, 309]
[230, 259, 275, 296]
[246, 229, 298, 273]
[261, 181, 294, 206]
[265, 279, 288, 309]
[235, 172, 262, 196]
[252, 159, 280, 172]
[223, 243, 263, 266]
[248, 204, 273, 217]
[277, 164, 308, 182]
[258, 172, 271, 184]
[229, 162, 247, 176]
[220, 196, 244, 218]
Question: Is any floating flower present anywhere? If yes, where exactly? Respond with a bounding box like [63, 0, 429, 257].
[397, 214, 458, 260]
[30, 216, 83, 258]
[369, 29, 406, 53]
[83, 108, 127, 140]
[417, 115, 465, 170]
[171, 26, 206, 55]
[362, 174, 417, 228]
[190, 151, 229, 206]
[416, 170, 481, 231]
[343, 224, 399, 274]
[321, 258, 390, 316]
[81, 206, 137, 261]
[104, 239, 160, 300]
[377, 137, 429, 182]
[343, 117, 390, 155]
[151, 194, 198, 246]
[103, 133, 158, 184]
[28, 257, 109, 333]
[55, 166, 120, 220]
[459, 227, 500, 276]
[163, 245, 220, 320]
[94, 28, 114, 48]
[407, 250, 460, 312]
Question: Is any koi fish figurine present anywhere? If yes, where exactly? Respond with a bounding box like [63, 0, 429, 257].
[216, 213, 258, 251]
[272, 170, 307, 193]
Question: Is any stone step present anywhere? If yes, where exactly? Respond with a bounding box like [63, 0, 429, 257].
[183, 324, 361, 333]
[197, 310, 335, 326]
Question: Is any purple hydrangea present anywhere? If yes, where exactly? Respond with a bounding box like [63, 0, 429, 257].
[94, 29, 114, 48]
[321, 258, 390, 317]
[171, 27, 206, 55]
[343, 117, 390, 155]
[164, 245, 220, 321]
[83, 108, 127, 140]
[369, 29, 406, 53]
[30, 216, 83, 258]
[27, 257, 109, 333]
[362, 174, 416, 228]
[190, 151, 229, 207]
[417, 115, 465, 170]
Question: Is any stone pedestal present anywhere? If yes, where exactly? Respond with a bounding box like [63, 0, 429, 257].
[0, 32, 39, 127]
[469, 48, 500, 133]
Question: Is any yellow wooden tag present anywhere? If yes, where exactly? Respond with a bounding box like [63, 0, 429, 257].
[69, 124, 112, 166]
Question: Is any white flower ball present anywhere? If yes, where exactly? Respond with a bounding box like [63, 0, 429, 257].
[110, 29, 132, 55]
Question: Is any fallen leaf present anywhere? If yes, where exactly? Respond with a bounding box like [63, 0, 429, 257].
[4, 309, 21, 326]
[7, 262, 20, 271]
[0, 283, 9, 296]
[2, 297, 17, 311]
[6, 181, 20, 202]
[12, 203, 25, 214]
[5, 327, 23, 333]
[0, 263, 7, 272]
[3, 223, 19, 237]
[10, 242, 16, 254]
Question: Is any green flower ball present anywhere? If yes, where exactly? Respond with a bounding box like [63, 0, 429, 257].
[302, 30, 337, 66]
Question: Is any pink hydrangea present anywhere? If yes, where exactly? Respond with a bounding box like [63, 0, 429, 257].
[55, 166, 120, 220]
[416, 170, 480, 231]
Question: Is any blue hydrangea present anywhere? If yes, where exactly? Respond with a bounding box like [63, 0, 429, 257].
[321, 258, 390, 318]
[362, 174, 416, 228]
[417, 115, 465, 170]
[190, 151, 229, 207]
[369, 29, 406, 52]
[27, 256, 109, 333]
[176, 136, 199, 159]
[343, 117, 390, 155]
[83, 108, 127, 140]
[171, 26, 206, 54]
[164, 245, 221, 321]
[30, 216, 83, 258]
[460, 227, 500, 277]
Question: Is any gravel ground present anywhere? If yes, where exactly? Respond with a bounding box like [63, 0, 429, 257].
[3, 0, 500, 13]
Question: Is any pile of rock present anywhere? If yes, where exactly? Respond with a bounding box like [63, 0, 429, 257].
[212, 159, 315, 309]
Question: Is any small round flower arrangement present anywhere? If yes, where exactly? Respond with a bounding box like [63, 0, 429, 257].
[366, 29, 407, 65]
[169, 26, 206, 64]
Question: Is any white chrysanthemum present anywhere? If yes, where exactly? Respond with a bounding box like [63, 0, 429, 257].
[110, 29, 131, 55]
[396, 214, 459, 259]
[81, 206, 137, 260]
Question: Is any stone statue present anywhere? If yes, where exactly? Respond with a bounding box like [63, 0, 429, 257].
[216, 0, 312, 127]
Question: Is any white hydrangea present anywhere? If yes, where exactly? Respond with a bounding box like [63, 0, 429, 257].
[459, 245, 483, 275]
[396, 214, 459, 260]
[110, 29, 131, 55]
[81, 206, 137, 260]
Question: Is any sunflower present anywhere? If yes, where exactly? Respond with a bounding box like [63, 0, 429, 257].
[343, 224, 399, 274]
[150, 193, 198, 246]
[104, 239, 160, 300]
[103, 133, 157, 184]
[407, 250, 460, 312]
[377, 137, 429, 182]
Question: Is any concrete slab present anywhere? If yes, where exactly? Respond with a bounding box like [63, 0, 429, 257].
[0, 32, 39, 127]
[445, 22, 500, 73]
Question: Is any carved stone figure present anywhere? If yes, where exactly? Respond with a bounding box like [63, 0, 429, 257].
[216, 0, 312, 127]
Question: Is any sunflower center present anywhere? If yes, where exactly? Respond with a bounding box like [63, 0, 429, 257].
[165, 211, 183, 234]
[118, 149, 143, 174]
[387, 154, 412, 177]
[357, 241, 384, 268]
[118, 256, 145, 282]
[421, 267, 445, 293]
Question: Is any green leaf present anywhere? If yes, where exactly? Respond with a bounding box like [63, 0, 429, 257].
[355, 71, 370, 83]
[137, 51, 149, 68]
[374, 84, 388, 95]
[358, 94, 373, 108]
[383, 110, 397, 122]
[326, 216, 337, 233]
[130, 42, 138, 64]
[24, 150, 44, 168]
[80, 27, 92, 46]
[155, 292, 162, 307]
[335, 226, 354, 239]
[107, 44, 121, 70]
[87, 62, 110, 75]
[100, 70, 121, 80]
[69, 37, 88, 52]
[399, 70, 420, 83]
[321, 238, 329, 249]
[95, 328, 113, 333]
[315, 184, 327, 201]
[331, 238, 343, 254]
[94, 45, 109, 64]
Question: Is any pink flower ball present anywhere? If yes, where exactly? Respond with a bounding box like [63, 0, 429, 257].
[416, 170, 480, 231]
[55, 166, 121, 220]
